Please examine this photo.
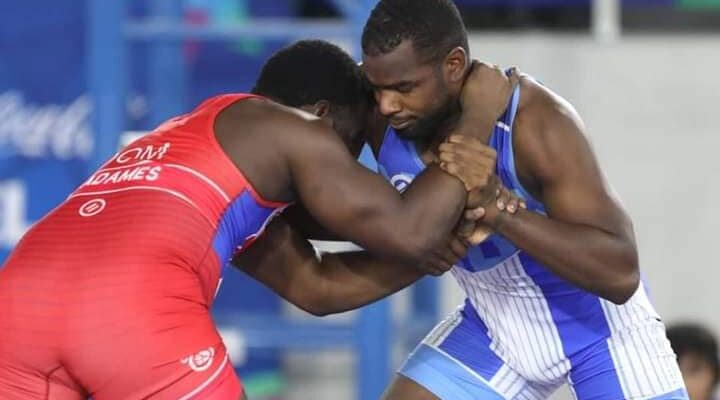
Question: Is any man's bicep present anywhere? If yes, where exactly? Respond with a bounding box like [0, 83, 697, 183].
[289, 130, 404, 245]
[284, 204, 345, 241]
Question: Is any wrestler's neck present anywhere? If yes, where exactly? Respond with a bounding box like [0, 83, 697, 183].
[415, 103, 462, 162]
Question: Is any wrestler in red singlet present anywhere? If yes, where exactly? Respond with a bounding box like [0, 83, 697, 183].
[0, 94, 277, 399]
[0, 39, 518, 400]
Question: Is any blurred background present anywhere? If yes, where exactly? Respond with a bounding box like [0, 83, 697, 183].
[1, 1, 718, 399]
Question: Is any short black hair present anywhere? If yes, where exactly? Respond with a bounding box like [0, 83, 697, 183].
[667, 323, 720, 383]
[252, 39, 371, 109]
[362, 0, 469, 63]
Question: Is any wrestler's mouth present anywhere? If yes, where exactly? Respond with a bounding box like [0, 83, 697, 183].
[390, 119, 413, 130]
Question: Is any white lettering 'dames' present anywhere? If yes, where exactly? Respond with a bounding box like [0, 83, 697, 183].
[85, 166, 163, 187]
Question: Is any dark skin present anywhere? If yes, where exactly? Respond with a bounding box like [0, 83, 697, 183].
[362, 40, 640, 400]
[216, 61, 519, 268]
[442, 66, 640, 305]
[363, 40, 639, 305]
[232, 56, 523, 317]
[265, 54, 522, 258]
[362, 41, 525, 240]
[232, 79, 521, 315]
[215, 97, 472, 267]
[236, 211, 439, 317]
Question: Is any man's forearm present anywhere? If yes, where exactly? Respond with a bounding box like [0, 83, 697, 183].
[492, 209, 639, 304]
[235, 218, 432, 316]
[311, 251, 426, 315]
[240, 249, 427, 316]
[391, 165, 466, 262]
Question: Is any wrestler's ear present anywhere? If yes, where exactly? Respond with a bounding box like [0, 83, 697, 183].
[298, 101, 333, 128]
[298, 100, 331, 118]
[444, 46, 469, 87]
[310, 100, 330, 118]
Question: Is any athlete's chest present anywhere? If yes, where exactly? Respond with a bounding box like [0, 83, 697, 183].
[377, 128, 502, 190]
[376, 130, 428, 191]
